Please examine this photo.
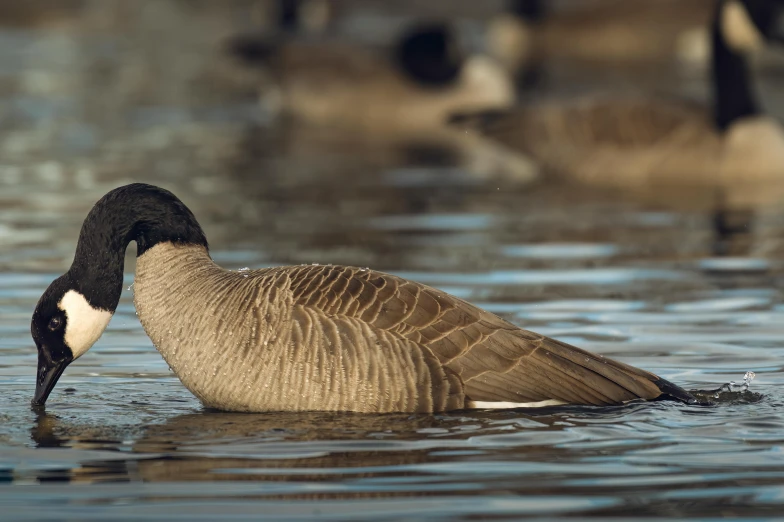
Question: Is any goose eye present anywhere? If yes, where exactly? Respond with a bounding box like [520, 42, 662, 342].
[48, 316, 63, 331]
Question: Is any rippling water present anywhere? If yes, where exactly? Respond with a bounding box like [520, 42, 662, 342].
[3, 1, 784, 520]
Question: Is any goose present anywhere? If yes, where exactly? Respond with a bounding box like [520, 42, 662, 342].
[31, 183, 696, 412]
[460, 0, 784, 189]
[228, 22, 514, 130]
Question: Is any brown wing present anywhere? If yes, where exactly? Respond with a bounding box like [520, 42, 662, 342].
[454, 96, 718, 183]
[479, 96, 712, 153]
[282, 264, 690, 408]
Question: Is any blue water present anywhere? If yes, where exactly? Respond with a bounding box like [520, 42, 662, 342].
[2, 2, 784, 520]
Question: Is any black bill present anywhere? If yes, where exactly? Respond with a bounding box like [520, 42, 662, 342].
[33, 351, 72, 406]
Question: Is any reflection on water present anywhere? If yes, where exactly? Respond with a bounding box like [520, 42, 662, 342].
[7, 397, 784, 518]
[2, 1, 784, 520]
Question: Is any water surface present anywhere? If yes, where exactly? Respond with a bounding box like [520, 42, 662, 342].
[3, 2, 784, 520]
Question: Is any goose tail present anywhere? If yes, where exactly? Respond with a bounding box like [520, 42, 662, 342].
[653, 377, 699, 404]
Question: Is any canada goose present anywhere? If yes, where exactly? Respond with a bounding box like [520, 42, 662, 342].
[460, 0, 784, 189]
[487, 0, 717, 74]
[31, 184, 696, 412]
[228, 22, 515, 130]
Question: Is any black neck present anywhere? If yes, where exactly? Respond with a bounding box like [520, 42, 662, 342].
[711, 3, 761, 131]
[67, 184, 208, 311]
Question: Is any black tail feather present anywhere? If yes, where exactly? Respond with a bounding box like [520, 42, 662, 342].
[654, 377, 699, 405]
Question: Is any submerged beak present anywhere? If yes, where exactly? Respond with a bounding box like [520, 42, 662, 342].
[33, 349, 72, 406]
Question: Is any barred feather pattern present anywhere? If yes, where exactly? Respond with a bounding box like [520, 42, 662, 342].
[470, 97, 784, 187]
[134, 242, 679, 413]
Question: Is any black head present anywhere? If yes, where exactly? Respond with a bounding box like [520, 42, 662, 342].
[31, 274, 75, 407]
[32, 273, 115, 407]
[30, 183, 206, 407]
[396, 23, 463, 87]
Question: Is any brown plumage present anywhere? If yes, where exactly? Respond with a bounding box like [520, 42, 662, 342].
[463, 97, 723, 186]
[467, 0, 784, 190]
[462, 94, 784, 188]
[489, 0, 716, 71]
[134, 242, 694, 413]
[31, 184, 695, 412]
[228, 25, 514, 130]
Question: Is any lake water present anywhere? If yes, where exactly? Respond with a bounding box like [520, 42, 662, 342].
[3, 1, 784, 520]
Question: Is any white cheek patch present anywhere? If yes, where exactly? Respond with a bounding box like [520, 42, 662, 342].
[469, 399, 567, 409]
[460, 56, 515, 111]
[58, 290, 113, 360]
[722, 0, 765, 54]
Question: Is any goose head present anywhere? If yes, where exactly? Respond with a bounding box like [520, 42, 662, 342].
[31, 275, 112, 406]
[396, 23, 464, 88]
[30, 183, 208, 407]
[396, 23, 514, 117]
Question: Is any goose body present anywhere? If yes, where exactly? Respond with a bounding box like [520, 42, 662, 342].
[467, 98, 784, 188]
[229, 23, 514, 130]
[467, 0, 784, 188]
[31, 184, 695, 412]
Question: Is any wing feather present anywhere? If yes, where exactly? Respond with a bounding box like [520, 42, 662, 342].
[284, 264, 689, 408]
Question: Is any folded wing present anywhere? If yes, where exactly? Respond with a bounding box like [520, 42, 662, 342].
[284, 264, 694, 408]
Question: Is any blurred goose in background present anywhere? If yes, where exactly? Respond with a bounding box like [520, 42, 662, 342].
[487, 0, 717, 76]
[228, 19, 537, 182]
[228, 22, 515, 130]
[457, 0, 784, 192]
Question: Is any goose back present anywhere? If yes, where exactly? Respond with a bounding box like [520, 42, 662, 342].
[134, 242, 688, 413]
[466, 96, 784, 187]
[232, 27, 514, 131]
[279, 46, 512, 129]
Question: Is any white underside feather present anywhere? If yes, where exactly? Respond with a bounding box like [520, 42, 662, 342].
[469, 399, 567, 409]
